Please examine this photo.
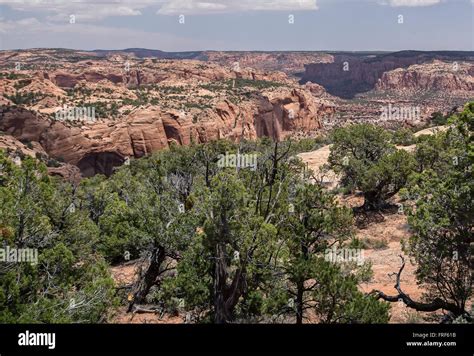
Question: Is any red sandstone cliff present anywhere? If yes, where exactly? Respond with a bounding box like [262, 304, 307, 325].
[375, 61, 474, 92]
[0, 86, 333, 177]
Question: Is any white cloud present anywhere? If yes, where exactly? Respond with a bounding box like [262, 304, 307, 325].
[0, 0, 153, 21]
[16, 17, 42, 26]
[379, 0, 441, 7]
[157, 0, 318, 15]
[45, 6, 143, 22]
[0, 0, 319, 20]
[0, 17, 40, 33]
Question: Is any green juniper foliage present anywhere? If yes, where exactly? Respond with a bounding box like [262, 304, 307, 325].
[328, 124, 415, 210]
[1, 102, 472, 323]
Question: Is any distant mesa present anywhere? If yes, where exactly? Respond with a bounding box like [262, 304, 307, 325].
[300, 51, 474, 99]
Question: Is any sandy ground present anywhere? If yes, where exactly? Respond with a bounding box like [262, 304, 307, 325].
[298, 126, 447, 184]
[113, 307, 183, 324]
[110, 262, 185, 324]
[413, 125, 448, 137]
[298, 145, 340, 189]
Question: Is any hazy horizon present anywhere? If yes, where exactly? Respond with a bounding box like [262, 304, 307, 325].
[2, 48, 473, 53]
[0, 0, 472, 52]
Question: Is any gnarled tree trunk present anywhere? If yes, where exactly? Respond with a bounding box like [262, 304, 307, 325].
[128, 246, 166, 312]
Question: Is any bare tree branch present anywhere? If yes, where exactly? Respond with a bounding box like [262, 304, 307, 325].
[369, 255, 466, 317]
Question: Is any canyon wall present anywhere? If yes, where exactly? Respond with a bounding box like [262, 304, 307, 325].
[301, 52, 474, 98]
[0, 87, 333, 177]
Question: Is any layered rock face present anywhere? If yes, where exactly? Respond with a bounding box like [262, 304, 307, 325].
[255, 88, 330, 139]
[42, 60, 289, 89]
[301, 55, 419, 98]
[0, 88, 332, 177]
[299, 52, 473, 128]
[301, 52, 474, 98]
[198, 51, 333, 76]
[376, 61, 474, 92]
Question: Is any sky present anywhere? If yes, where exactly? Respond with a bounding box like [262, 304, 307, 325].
[0, 0, 472, 51]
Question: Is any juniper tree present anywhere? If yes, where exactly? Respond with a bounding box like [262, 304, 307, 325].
[0, 152, 115, 323]
[328, 124, 415, 210]
[372, 103, 473, 321]
[281, 182, 353, 323]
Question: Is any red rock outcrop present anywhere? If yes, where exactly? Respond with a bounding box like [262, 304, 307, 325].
[375, 61, 474, 92]
[300, 52, 474, 99]
[43, 60, 290, 89]
[301, 55, 420, 98]
[255, 88, 329, 140]
[49, 71, 124, 88]
[200, 51, 333, 75]
[0, 87, 333, 177]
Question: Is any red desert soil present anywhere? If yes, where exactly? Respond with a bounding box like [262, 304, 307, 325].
[344, 196, 427, 323]
[110, 262, 183, 324]
[113, 307, 183, 324]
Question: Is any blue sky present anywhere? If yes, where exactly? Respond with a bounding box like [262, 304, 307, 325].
[0, 0, 472, 51]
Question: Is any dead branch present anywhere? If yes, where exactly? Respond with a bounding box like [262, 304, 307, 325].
[131, 304, 164, 316]
[369, 255, 466, 317]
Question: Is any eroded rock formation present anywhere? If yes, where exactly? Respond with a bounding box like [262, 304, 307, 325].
[0, 86, 332, 177]
[301, 51, 474, 98]
[375, 60, 474, 92]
